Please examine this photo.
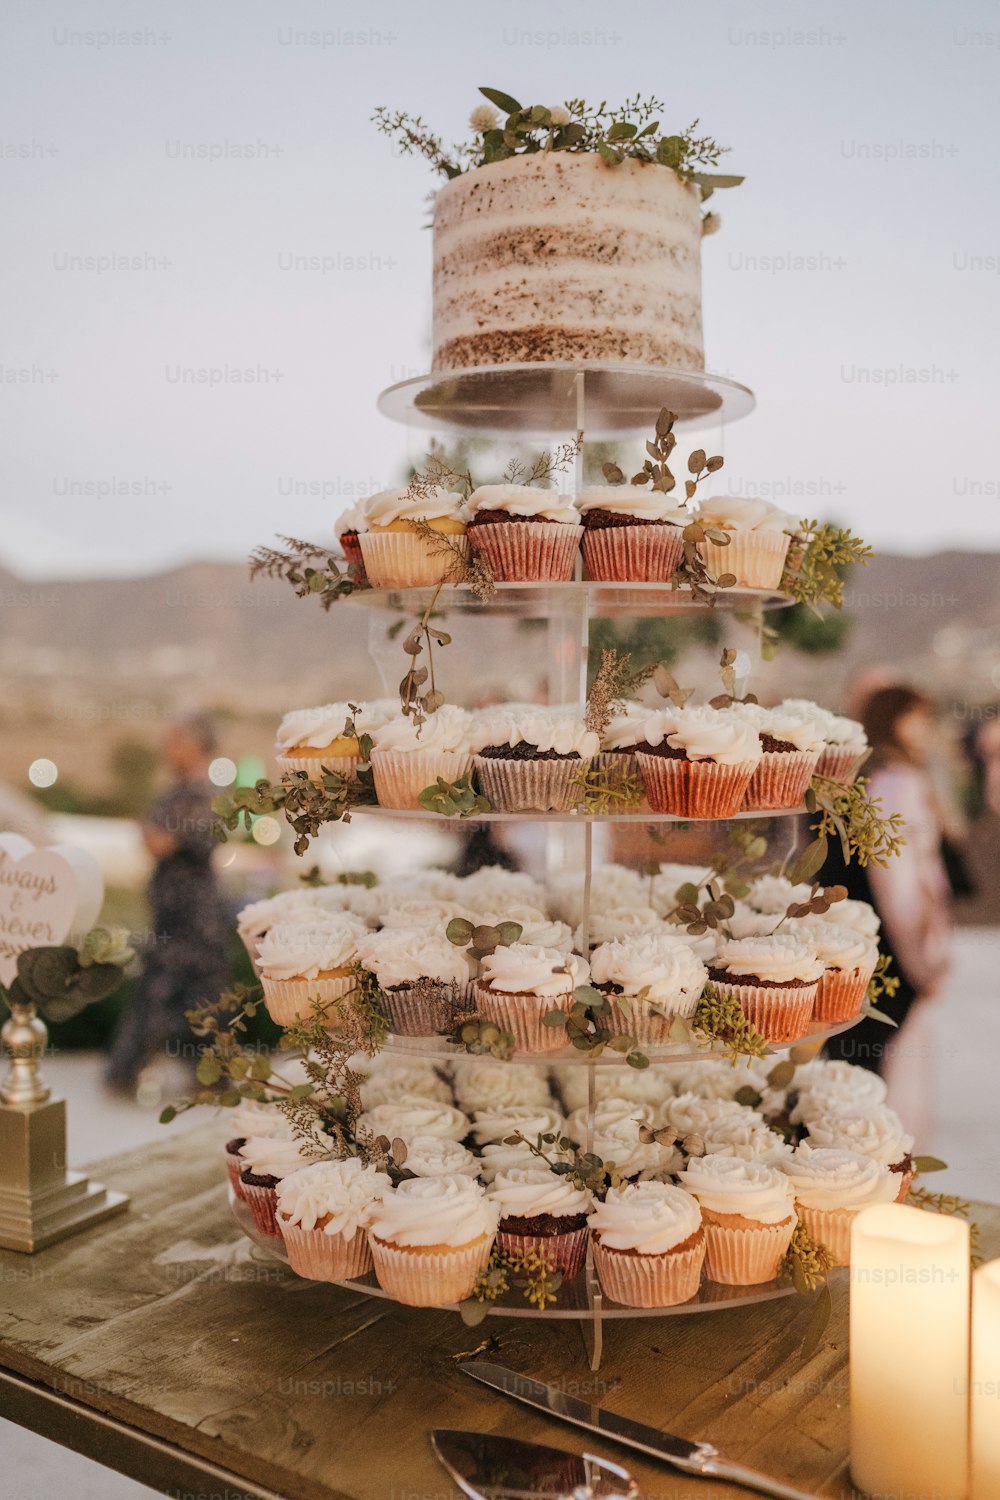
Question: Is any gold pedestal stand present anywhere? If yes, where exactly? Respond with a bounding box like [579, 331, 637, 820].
[0, 1002, 128, 1252]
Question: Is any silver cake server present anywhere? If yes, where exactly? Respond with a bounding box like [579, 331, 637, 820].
[431, 1428, 638, 1500]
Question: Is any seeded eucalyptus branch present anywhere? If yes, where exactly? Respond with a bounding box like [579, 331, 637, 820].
[781, 521, 874, 611]
[670, 985, 770, 1064]
[568, 762, 645, 816]
[804, 775, 907, 869]
[462, 1243, 563, 1322]
[249, 535, 360, 608]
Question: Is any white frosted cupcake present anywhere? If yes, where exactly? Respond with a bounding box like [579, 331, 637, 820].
[487, 1166, 592, 1277]
[789, 1059, 888, 1124]
[355, 1101, 470, 1145]
[782, 700, 868, 784]
[358, 486, 469, 589]
[457, 864, 548, 913]
[648, 862, 712, 917]
[589, 1181, 705, 1307]
[359, 1063, 454, 1111]
[450, 1058, 552, 1115]
[401, 1135, 479, 1179]
[821, 897, 880, 940]
[276, 1157, 387, 1281]
[477, 905, 574, 955]
[256, 915, 364, 1027]
[744, 874, 813, 915]
[275, 700, 390, 781]
[469, 1104, 565, 1150]
[369, 706, 473, 811]
[728, 702, 825, 811]
[550, 862, 646, 926]
[367, 1174, 499, 1306]
[589, 933, 707, 1045]
[594, 1117, 683, 1182]
[677, 1155, 797, 1284]
[224, 1099, 293, 1199]
[577, 485, 687, 583]
[472, 710, 599, 814]
[336, 498, 368, 574]
[576, 906, 661, 952]
[238, 1137, 329, 1238]
[792, 917, 879, 1024]
[566, 1095, 654, 1145]
[665, 1092, 765, 1141]
[693, 495, 798, 590]
[709, 934, 824, 1042]
[466, 484, 582, 582]
[634, 706, 763, 819]
[782, 1145, 898, 1265]
[803, 1107, 914, 1201]
[356, 927, 471, 1037]
[475, 944, 586, 1053]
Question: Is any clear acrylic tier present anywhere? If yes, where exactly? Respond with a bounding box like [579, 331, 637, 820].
[351, 804, 804, 825]
[344, 579, 795, 619]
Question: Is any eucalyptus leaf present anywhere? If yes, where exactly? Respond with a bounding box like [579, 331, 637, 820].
[479, 86, 522, 114]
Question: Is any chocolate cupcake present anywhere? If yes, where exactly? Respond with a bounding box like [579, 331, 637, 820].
[487, 1166, 592, 1278]
[633, 706, 762, 819]
[472, 710, 598, 813]
[576, 486, 687, 582]
[709, 934, 824, 1043]
[466, 484, 582, 582]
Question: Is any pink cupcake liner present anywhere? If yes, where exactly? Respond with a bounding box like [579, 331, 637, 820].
[367, 1231, 495, 1306]
[635, 753, 757, 819]
[260, 973, 356, 1028]
[607, 996, 696, 1047]
[276, 752, 361, 783]
[468, 522, 582, 582]
[338, 532, 366, 573]
[278, 1220, 374, 1282]
[815, 747, 863, 784]
[742, 749, 821, 811]
[582, 524, 685, 583]
[473, 755, 593, 813]
[701, 1215, 796, 1285]
[474, 980, 571, 1054]
[496, 1224, 589, 1279]
[358, 528, 469, 590]
[241, 1180, 282, 1238]
[708, 978, 818, 1042]
[371, 748, 474, 811]
[796, 1203, 856, 1267]
[698, 530, 791, 590]
[592, 1233, 705, 1307]
[377, 979, 472, 1037]
[226, 1148, 248, 1201]
[812, 961, 876, 1024]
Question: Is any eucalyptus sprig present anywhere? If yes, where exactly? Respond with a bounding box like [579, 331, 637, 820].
[446, 916, 523, 964]
[417, 774, 491, 818]
[544, 983, 649, 1069]
[505, 1129, 630, 1199]
[603, 407, 724, 504]
[448, 1015, 516, 1061]
[782, 1223, 836, 1296]
[781, 522, 874, 611]
[804, 775, 907, 870]
[213, 760, 376, 855]
[6, 928, 135, 1026]
[249, 535, 360, 608]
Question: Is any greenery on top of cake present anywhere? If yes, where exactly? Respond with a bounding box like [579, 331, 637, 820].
[373, 87, 742, 204]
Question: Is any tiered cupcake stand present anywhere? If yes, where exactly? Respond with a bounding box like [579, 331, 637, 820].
[232, 362, 862, 1370]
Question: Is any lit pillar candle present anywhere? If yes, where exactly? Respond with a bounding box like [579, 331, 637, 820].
[850, 1202, 969, 1499]
[972, 1259, 1000, 1500]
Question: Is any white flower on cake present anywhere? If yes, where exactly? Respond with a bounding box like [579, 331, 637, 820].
[677, 1154, 796, 1224]
[355, 927, 471, 990]
[469, 103, 500, 132]
[367, 1174, 499, 1249]
[361, 486, 468, 527]
[548, 105, 571, 127]
[275, 1158, 386, 1236]
[478, 942, 586, 996]
[467, 485, 581, 526]
[370, 704, 471, 755]
[576, 485, 689, 524]
[713, 933, 824, 985]
[588, 1180, 702, 1255]
[694, 495, 800, 534]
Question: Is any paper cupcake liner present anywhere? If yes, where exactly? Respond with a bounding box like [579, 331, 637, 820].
[468, 522, 582, 582]
[701, 1215, 796, 1285]
[338, 532, 366, 573]
[815, 747, 863, 784]
[241, 1181, 282, 1238]
[607, 995, 696, 1046]
[742, 749, 821, 811]
[592, 1234, 705, 1307]
[497, 1224, 589, 1279]
[359, 528, 469, 590]
[260, 973, 356, 1028]
[594, 751, 647, 811]
[238, 936, 263, 980]
[278, 1220, 373, 1282]
[796, 1204, 856, 1267]
[708, 978, 818, 1042]
[474, 980, 571, 1054]
[378, 980, 471, 1038]
[473, 755, 592, 813]
[699, 529, 791, 590]
[368, 1231, 494, 1306]
[582, 524, 685, 583]
[635, 752, 756, 819]
[225, 1149, 248, 1201]
[371, 747, 474, 811]
[813, 961, 876, 1023]
[275, 753, 361, 783]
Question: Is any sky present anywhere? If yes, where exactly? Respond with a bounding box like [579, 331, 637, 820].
[2, 0, 1000, 578]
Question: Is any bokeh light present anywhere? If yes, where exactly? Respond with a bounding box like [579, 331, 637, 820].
[251, 816, 281, 846]
[28, 758, 58, 788]
[208, 756, 238, 786]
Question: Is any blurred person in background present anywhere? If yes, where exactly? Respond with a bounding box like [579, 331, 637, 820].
[105, 711, 229, 1101]
[823, 685, 957, 1146]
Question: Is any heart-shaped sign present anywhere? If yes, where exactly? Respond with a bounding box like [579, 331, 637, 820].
[0, 834, 104, 987]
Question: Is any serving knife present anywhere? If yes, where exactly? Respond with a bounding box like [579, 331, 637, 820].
[431, 1428, 638, 1500]
[459, 1362, 823, 1500]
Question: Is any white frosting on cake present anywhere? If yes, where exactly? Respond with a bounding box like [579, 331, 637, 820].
[588, 1180, 702, 1254]
[478, 943, 585, 997]
[361, 486, 467, 527]
[256, 916, 363, 980]
[276, 1157, 386, 1235]
[576, 485, 689, 524]
[782, 1145, 898, 1209]
[695, 495, 800, 534]
[714, 934, 823, 985]
[677, 1154, 796, 1224]
[355, 928, 470, 990]
[276, 701, 389, 753]
[368, 1174, 498, 1248]
[370, 705, 471, 755]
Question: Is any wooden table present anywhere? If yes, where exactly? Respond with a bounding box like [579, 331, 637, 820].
[1, 1122, 993, 1500]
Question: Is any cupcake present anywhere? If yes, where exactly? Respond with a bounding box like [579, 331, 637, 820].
[566, 1096, 654, 1144]
[236, 887, 345, 971]
[693, 496, 798, 590]
[551, 862, 646, 926]
[576, 486, 687, 583]
[369, 705, 473, 811]
[466, 484, 582, 582]
[355, 1101, 470, 1145]
[792, 918, 879, 1024]
[356, 928, 471, 1036]
[593, 1117, 682, 1182]
[475, 944, 586, 1053]
[728, 703, 825, 811]
[575, 906, 661, 952]
[224, 1099, 293, 1200]
[336, 500, 368, 575]
[400, 1135, 479, 1179]
[588, 1180, 705, 1307]
[665, 1091, 764, 1141]
[801, 1107, 914, 1202]
[648, 862, 712, 918]
[472, 710, 598, 814]
[450, 1057, 552, 1115]
[700, 1116, 793, 1167]
[789, 1059, 888, 1123]
[360, 1063, 454, 1111]
[782, 1145, 899, 1265]
[487, 1167, 592, 1278]
[469, 1104, 565, 1150]
[238, 1136, 328, 1238]
[782, 700, 869, 785]
[708, 934, 823, 1043]
[743, 874, 814, 915]
[821, 897, 881, 941]
[275, 700, 389, 781]
[589, 933, 707, 1046]
[256, 914, 364, 1027]
[483, 905, 574, 954]
[357, 486, 469, 590]
[634, 706, 763, 819]
[276, 1157, 386, 1281]
[367, 1174, 499, 1306]
[677, 1155, 797, 1285]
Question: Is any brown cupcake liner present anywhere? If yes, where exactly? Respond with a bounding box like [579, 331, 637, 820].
[276, 753, 361, 783]
[635, 752, 757, 819]
[260, 973, 356, 1028]
[474, 754, 592, 814]
[699, 530, 791, 591]
[368, 1232, 494, 1306]
[582, 523, 685, 583]
[592, 1233, 705, 1307]
[371, 748, 474, 811]
[708, 978, 817, 1042]
[378, 980, 472, 1038]
[225, 1150, 248, 1201]
[468, 521, 582, 582]
[358, 528, 468, 590]
[701, 1215, 796, 1285]
[338, 532, 366, 575]
[474, 980, 571, 1054]
[241, 1181, 282, 1238]
[278, 1220, 373, 1282]
[795, 1203, 856, 1267]
[742, 748, 821, 811]
[815, 747, 863, 784]
[812, 961, 876, 1023]
[496, 1224, 589, 1279]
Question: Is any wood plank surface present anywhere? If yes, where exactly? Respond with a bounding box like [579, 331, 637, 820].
[1, 1120, 995, 1500]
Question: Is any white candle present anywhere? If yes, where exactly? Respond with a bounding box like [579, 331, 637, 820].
[850, 1202, 969, 1499]
[972, 1259, 1000, 1500]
